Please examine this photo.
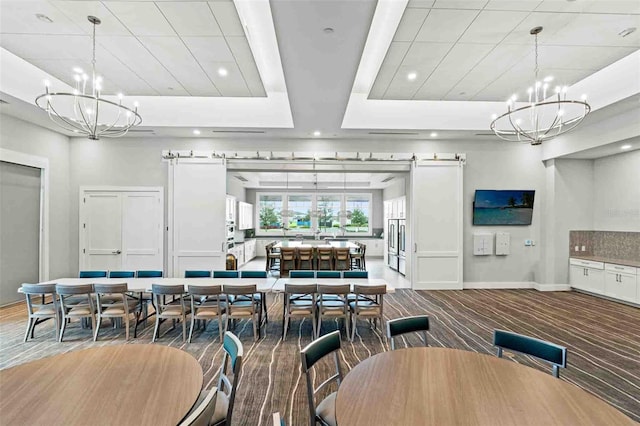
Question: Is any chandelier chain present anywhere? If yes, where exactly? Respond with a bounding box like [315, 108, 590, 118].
[534, 32, 539, 83]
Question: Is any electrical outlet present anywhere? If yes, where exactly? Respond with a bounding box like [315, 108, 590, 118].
[581, 245, 586, 251]
[574, 246, 579, 251]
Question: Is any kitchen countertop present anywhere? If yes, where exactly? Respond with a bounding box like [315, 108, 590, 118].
[571, 255, 640, 268]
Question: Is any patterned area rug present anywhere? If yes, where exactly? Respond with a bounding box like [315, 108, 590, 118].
[1, 289, 638, 425]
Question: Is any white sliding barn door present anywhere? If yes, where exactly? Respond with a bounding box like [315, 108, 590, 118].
[411, 160, 463, 290]
[169, 159, 226, 277]
[80, 188, 163, 272]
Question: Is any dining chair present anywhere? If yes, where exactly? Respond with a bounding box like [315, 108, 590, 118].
[238, 270, 268, 322]
[297, 247, 314, 270]
[240, 270, 268, 279]
[108, 271, 135, 278]
[386, 315, 430, 350]
[349, 285, 386, 342]
[284, 283, 317, 340]
[333, 248, 351, 271]
[136, 270, 163, 278]
[93, 283, 140, 341]
[266, 243, 281, 273]
[343, 271, 368, 279]
[178, 387, 218, 426]
[350, 243, 365, 270]
[225, 284, 261, 341]
[493, 329, 568, 378]
[188, 285, 226, 343]
[280, 248, 297, 276]
[300, 330, 344, 426]
[57, 284, 96, 342]
[316, 247, 333, 270]
[151, 284, 190, 342]
[213, 270, 239, 278]
[290, 270, 315, 278]
[316, 271, 340, 279]
[316, 284, 350, 339]
[185, 270, 212, 278]
[78, 270, 107, 278]
[21, 283, 59, 342]
[211, 331, 244, 426]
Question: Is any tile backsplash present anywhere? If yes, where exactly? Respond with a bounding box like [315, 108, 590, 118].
[569, 231, 640, 261]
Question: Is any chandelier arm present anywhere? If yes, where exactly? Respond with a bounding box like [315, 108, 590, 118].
[92, 96, 100, 137]
[45, 101, 89, 134]
[96, 108, 124, 135]
[505, 110, 536, 143]
[76, 101, 95, 134]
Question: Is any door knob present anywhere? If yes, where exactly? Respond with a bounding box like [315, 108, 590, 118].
[112, 250, 121, 254]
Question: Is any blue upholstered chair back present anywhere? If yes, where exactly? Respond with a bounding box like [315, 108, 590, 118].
[493, 329, 567, 378]
[386, 315, 430, 350]
[213, 270, 239, 278]
[79, 270, 107, 278]
[290, 270, 315, 278]
[137, 270, 163, 278]
[343, 271, 368, 278]
[241, 270, 267, 278]
[108, 271, 135, 278]
[316, 271, 340, 278]
[185, 270, 212, 278]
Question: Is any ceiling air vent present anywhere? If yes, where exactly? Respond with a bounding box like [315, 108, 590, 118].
[234, 175, 248, 182]
[369, 131, 419, 135]
[381, 176, 395, 183]
[126, 129, 155, 134]
[213, 130, 266, 134]
[475, 133, 496, 137]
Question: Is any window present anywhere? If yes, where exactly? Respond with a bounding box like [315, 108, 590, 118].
[258, 194, 282, 234]
[317, 195, 341, 233]
[345, 194, 370, 234]
[287, 194, 312, 233]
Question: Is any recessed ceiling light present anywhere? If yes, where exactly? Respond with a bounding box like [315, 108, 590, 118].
[313, 130, 321, 137]
[618, 27, 637, 38]
[430, 132, 438, 137]
[323, 27, 334, 34]
[35, 13, 53, 23]
[193, 129, 201, 135]
[621, 144, 632, 150]
[407, 72, 417, 81]
[218, 68, 228, 77]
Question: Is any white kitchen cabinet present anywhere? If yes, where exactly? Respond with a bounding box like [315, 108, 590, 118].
[244, 239, 257, 263]
[237, 202, 254, 230]
[569, 259, 605, 295]
[354, 239, 384, 257]
[226, 195, 236, 223]
[604, 264, 637, 304]
[386, 196, 406, 219]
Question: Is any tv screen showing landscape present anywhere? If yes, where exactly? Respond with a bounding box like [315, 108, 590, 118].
[473, 190, 535, 226]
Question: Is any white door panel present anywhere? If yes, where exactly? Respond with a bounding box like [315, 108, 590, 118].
[412, 161, 463, 290]
[84, 193, 122, 270]
[122, 192, 163, 270]
[170, 159, 226, 276]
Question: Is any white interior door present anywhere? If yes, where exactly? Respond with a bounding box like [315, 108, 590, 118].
[169, 158, 226, 277]
[82, 192, 123, 271]
[81, 188, 164, 273]
[122, 192, 163, 271]
[411, 160, 463, 290]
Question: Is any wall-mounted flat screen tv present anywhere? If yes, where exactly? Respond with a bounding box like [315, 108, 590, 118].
[473, 190, 535, 226]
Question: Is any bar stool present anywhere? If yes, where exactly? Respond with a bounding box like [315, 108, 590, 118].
[297, 247, 314, 270]
[333, 248, 351, 271]
[316, 247, 333, 270]
[280, 247, 296, 276]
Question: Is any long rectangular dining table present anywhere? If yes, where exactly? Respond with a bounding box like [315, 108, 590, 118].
[272, 277, 395, 293]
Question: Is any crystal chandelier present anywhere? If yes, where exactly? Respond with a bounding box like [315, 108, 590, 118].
[490, 26, 590, 145]
[35, 16, 142, 140]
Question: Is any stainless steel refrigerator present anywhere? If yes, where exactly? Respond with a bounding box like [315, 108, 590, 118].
[387, 219, 399, 271]
[398, 219, 406, 275]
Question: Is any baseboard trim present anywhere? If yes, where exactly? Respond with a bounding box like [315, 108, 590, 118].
[463, 281, 535, 289]
[534, 283, 572, 292]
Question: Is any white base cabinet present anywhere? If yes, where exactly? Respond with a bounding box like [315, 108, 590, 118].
[570, 258, 638, 305]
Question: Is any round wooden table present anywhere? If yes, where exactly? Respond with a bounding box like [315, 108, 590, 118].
[0, 345, 203, 426]
[335, 347, 635, 426]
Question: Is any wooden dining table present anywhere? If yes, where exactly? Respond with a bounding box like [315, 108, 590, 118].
[335, 347, 635, 426]
[0, 345, 203, 426]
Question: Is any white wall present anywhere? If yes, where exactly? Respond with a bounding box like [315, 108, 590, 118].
[226, 172, 246, 202]
[382, 176, 406, 200]
[593, 150, 640, 231]
[0, 114, 72, 278]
